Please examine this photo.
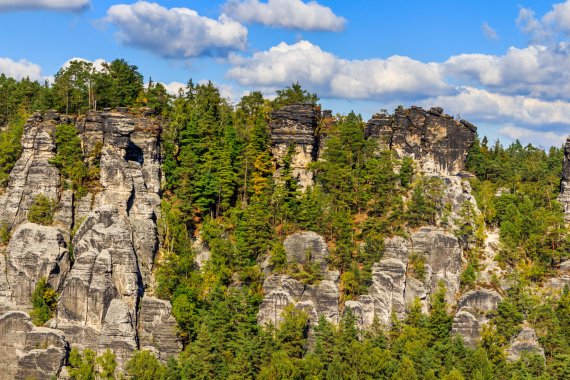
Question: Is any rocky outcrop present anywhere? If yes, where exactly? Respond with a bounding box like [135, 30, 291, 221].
[0, 311, 68, 380]
[451, 289, 502, 347]
[258, 232, 339, 328]
[270, 104, 321, 190]
[559, 137, 570, 222]
[138, 297, 182, 359]
[0, 110, 179, 375]
[0, 223, 70, 310]
[366, 106, 476, 175]
[346, 228, 464, 328]
[0, 112, 68, 228]
[506, 326, 545, 362]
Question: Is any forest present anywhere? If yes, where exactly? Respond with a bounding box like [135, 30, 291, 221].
[1, 59, 570, 379]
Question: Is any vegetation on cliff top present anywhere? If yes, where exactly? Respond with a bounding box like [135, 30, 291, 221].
[2, 58, 570, 379]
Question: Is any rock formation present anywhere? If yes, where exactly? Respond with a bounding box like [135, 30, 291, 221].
[559, 137, 570, 222]
[258, 231, 340, 328]
[451, 289, 502, 347]
[345, 228, 464, 328]
[506, 326, 545, 362]
[0, 311, 68, 379]
[0, 109, 180, 375]
[270, 104, 321, 190]
[365, 106, 477, 175]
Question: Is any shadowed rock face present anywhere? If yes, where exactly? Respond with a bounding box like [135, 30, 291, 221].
[0, 311, 68, 380]
[365, 106, 477, 174]
[270, 104, 321, 190]
[506, 326, 545, 362]
[258, 231, 339, 331]
[0, 110, 180, 374]
[451, 289, 502, 347]
[558, 137, 570, 221]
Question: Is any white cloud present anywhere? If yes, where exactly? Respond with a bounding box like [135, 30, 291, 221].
[443, 43, 570, 99]
[223, 0, 346, 31]
[62, 57, 107, 72]
[104, 1, 248, 58]
[0, 0, 90, 11]
[427, 86, 570, 126]
[517, 1, 570, 41]
[481, 22, 499, 40]
[0, 58, 43, 81]
[499, 125, 567, 148]
[227, 40, 450, 100]
[161, 81, 186, 96]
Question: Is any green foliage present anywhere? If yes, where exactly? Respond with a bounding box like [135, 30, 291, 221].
[68, 348, 96, 380]
[95, 349, 117, 380]
[30, 277, 57, 326]
[467, 136, 567, 280]
[0, 107, 25, 188]
[0, 222, 10, 244]
[408, 252, 426, 280]
[405, 176, 444, 227]
[272, 82, 319, 109]
[125, 351, 166, 380]
[50, 123, 88, 195]
[28, 194, 57, 225]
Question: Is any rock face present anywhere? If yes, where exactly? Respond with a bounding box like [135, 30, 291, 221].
[451, 289, 502, 347]
[559, 137, 570, 222]
[270, 104, 321, 190]
[365, 106, 477, 175]
[0, 311, 68, 380]
[0, 112, 68, 227]
[0, 110, 180, 375]
[258, 232, 340, 329]
[0, 223, 70, 310]
[345, 228, 464, 328]
[506, 326, 545, 362]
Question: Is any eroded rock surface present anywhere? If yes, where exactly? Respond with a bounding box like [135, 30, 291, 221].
[1, 223, 70, 310]
[270, 104, 321, 190]
[366, 106, 476, 175]
[346, 228, 464, 328]
[0, 110, 179, 375]
[559, 137, 570, 222]
[258, 231, 339, 328]
[0, 112, 65, 227]
[0, 311, 68, 380]
[451, 289, 502, 347]
[506, 326, 545, 362]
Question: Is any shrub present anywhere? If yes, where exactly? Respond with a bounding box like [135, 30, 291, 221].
[28, 194, 57, 225]
[30, 277, 57, 326]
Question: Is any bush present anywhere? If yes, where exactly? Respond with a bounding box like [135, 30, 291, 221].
[28, 194, 57, 225]
[0, 223, 10, 244]
[30, 277, 57, 326]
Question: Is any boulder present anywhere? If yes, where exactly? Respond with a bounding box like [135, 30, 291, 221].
[1, 223, 70, 309]
[506, 326, 545, 362]
[0, 311, 68, 380]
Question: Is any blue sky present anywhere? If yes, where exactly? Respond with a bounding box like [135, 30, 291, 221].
[1, 0, 569, 147]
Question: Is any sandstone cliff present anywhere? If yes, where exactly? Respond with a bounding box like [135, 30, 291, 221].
[259, 105, 488, 344]
[0, 110, 180, 378]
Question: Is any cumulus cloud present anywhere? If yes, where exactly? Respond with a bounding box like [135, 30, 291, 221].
[0, 0, 90, 11]
[499, 125, 567, 147]
[0, 58, 43, 81]
[161, 81, 186, 96]
[427, 87, 570, 126]
[481, 22, 499, 40]
[228, 40, 450, 100]
[443, 43, 570, 99]
[62, 57, 107, 72]
[223, 0, 346, 31]
[517, 0, 570, 41]
[104, 1, 247, 58]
